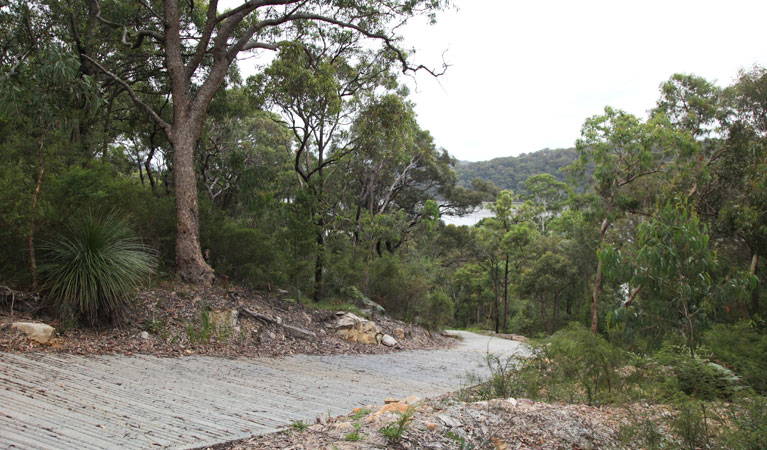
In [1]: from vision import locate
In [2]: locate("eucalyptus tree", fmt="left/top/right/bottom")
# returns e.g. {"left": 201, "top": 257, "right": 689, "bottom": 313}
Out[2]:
{"left": 79, "top": 0, "right": 447, "bottom": 285}
{"left": 524, "top": 173, "right": 570, "bottom": 233}
{"left": 571, "top": 107, "right": 685, "bottom": 334}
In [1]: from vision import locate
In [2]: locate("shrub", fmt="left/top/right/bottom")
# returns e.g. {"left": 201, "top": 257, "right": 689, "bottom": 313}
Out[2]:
{"left": 512, "top": 323, "right": 627, "bottom": 404}
{"left": 720, "top": 394, "right": 767, "bottom": 450}
{"left": 655, "top": 345, "right": 743, "bottom": 401}
{"left": 380, "top": 407, "right": 414, "bottom": 444}
{"left": 704, "top": 322, "right": 767, "bottom": 394}
{"left": 39, "top": 212, "right": 157, "bottom": 326}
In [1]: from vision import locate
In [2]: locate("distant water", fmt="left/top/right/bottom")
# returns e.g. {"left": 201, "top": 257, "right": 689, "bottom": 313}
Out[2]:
{"left": 441, "top": 206, "right": 495, "bottom": 227}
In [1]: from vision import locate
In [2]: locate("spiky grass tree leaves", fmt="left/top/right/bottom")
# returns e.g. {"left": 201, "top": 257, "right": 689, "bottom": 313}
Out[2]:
{"left": 39, "top": 212, "right": 157, "bottom": 327}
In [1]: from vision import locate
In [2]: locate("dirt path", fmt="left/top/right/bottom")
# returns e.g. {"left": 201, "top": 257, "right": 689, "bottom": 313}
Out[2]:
{"left": 0, "top": 331, "right": 526, "bottom": 449}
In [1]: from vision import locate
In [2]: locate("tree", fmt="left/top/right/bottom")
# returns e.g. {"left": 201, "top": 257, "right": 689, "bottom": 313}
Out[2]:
{"left": 524, "top": 173, "right": 570, "bottom": 233}
{"left": 520, "top": 250, "right": 574, "bottom": 333}
{"left": 571, "top": 107, "right": 681, "bottom": 334}
{"left": 81, "top": 0, "right": 447, "bottom": 284}
{"left": 602, "top": 200, "right": 754, "bottom": 356}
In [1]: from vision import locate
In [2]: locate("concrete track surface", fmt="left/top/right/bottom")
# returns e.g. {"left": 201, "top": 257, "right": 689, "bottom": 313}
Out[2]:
{"left": 0, "top": 331, "right": 526, "bottom": 449}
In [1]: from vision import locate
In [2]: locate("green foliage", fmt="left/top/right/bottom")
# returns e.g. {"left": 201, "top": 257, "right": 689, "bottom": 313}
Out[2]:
{"left": 290, "top": 420, "right": 309, "bottom": 432}
{"left": 343, "top": 431, "right": 362, "bottom": 441}
{"left": 200, "top": 205, "right": 283, "bottom": 288}
{"left": 655, "top": 345, "right": 743, "bottom": 401}
{"left": 350, "top": 408, "right": 371, "bottom": 420}
{"left": 720, "top": 394, "right": 767, "bottom": 450}
{"left": 603, "top": 199, "right": 755, "bottom": 355}
{"left": 421, "top": 290, "right": 454, "bottom": 331}
{"left": 379, "top": 407, "right": 414, "bottom": 444}
{"left": 455, "top": 148, "right": 577, "bottom": 194}
{"left": 671, "top": 399, "right": 717, "bottom": 450}
{"left": 39, "top": 212, "right": 157, "bottom": 326}
{"left": 186, "top": 308, "right": 233, "bottom": 345}
{"left": 513, "top": 323, "right": 627, "bottom": 404}
{"left": 704, "top": 322, "right": 767, "bottom": 394}
{"left": 617, "top": 416, "right": 670, "bottom": 450}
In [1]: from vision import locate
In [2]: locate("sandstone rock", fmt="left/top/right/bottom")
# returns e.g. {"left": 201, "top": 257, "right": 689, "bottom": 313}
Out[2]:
{"left": 368, "top": 402, "right": 410, "bottom": 422}
{"left": 426, "top": 422, "right": 438, "bottom": 431}
{"left": 384, "top": 397, "right": 400, "bottom": 404}
{"left": 437, "top": 413, "right": 461, "bottom": 428}
{"left": 335, "top": 313, "right": 382, "bottom": 345}
{"left": 139, "top": 331, "right": 150, "bottom": 340}
{"left": 283, "top": 324, "right": 318, "bottom": 343}
{"left": 381, "top": 334, "right": 398, "bottom": 347}
{"left": 12, "top": 322, "right": 54, "bottom": 344}
{"left": 394, "top": 328, "right": 405, "bottom": 340}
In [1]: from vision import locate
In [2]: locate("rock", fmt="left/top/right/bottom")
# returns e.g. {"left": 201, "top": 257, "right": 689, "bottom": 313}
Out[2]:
{"left": 394, "top": 328, "right": 405, "bottom": 340}
{"left": 283, "top": 324, "right": 318, "bottom": 343}
{"left": 436, "top": 414, "right": 461, "bottom": 428}
{"left": 368, "top": 402, "right": 410, "bottom": 422}
{"left": 335, "top": 313, "right": 382, "bottom": 345}
{"left": 426, "top": 422, "right": 438, "bottom": 431}
{"left": 507, "top": 397, "right": 518, "bottom": 407}
{"left": 381, "top": 334, "right": 398, "bottom": 347}
{"left": 11, "top": 322, "right": 54, "bottom": 344}
{"left": 384, "top": 397, "right": 400, "bottom": 404}
{"left": 139, "top": 331, "right": 150, "bottom": 340}
{"left": 316, "top": 413, "right": 330, "bottom": 425}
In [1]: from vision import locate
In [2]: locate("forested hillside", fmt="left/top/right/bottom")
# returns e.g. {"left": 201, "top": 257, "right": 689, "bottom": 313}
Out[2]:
{"left": 455, "top": 148, "right": 577, "bottom": 193}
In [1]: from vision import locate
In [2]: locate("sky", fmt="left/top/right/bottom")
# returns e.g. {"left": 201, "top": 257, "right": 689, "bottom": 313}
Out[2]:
{"left": 399, "top": 0, "right": 767, "bottom": 161}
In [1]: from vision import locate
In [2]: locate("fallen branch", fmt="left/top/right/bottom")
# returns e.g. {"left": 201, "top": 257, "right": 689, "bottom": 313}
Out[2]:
{"left": 239, "top": 308, "right": 318, "bottom": 343}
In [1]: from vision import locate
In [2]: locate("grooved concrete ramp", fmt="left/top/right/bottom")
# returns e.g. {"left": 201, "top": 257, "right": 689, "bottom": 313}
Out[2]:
{"left": 0, "top": 331, "right": 526, "bottom": 449}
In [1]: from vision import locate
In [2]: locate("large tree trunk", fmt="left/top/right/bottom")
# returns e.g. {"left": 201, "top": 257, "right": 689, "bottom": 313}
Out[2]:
{"left": 171, "top": 126, "right": 214, "bottom": 285}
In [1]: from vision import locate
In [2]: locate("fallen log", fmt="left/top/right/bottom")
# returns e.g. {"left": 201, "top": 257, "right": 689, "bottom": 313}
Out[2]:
{"left": 240, "top": 308, "right": 318, "bottom": 343}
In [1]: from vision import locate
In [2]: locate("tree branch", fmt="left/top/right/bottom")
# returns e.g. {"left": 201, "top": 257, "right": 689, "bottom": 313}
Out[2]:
{"left": 81, "top": 54, "right": 171, "bottom": 134}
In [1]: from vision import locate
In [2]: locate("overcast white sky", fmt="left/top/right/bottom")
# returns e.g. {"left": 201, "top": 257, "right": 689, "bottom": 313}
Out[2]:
{"left": 399, "top": 0, "right": 767, "bottom": 161}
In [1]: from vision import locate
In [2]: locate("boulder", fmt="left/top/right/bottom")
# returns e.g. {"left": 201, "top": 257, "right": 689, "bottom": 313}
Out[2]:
{"left": 335, "top": 313, "right": 382, "bottom": 345}
{"left": 394, "top": 328, "right": 406, "bottom": 340}
{"left": 283, "top": 324, "right": 318, "bottom": 342}
{"left": 12, "top": 322, "right": 54, "bottom": 344}
{"left": 381, "top": 334, "right": 398, "bottom": 347}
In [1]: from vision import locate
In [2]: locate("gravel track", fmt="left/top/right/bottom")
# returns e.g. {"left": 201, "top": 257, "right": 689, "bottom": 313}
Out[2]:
{"left": 0, "top": 331, "right": 526, "bottom": 449}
